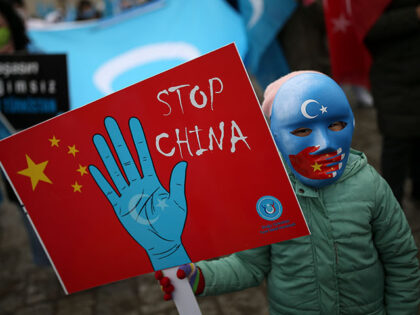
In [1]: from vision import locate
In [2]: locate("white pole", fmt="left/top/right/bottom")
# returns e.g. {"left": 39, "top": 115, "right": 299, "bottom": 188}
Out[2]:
{"left": 163, "top": 266, "right": 202, "bottom": 315}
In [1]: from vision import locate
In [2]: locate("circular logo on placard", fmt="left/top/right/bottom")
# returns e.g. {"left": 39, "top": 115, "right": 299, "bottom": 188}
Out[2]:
{"left": 256, "top": 196, "right": 283, "bottom": 221}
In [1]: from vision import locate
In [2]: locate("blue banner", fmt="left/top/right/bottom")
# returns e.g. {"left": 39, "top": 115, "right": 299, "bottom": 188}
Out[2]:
{"left": 238, "top": 0, "right": 297, "bottom": 88}
{"left": 29, "top": 0, "right": 247, "bottom": 110}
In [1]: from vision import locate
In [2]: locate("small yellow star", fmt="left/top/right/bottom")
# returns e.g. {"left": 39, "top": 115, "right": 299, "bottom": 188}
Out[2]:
{"left": 68, "top": 145, "right": 79, "bottom": 157}
{"left": 76, "top": 164, "right": 88, "bottom": 176}
{"left": 17, "top": 155, "right": 52, "bottom": 190}
{"left": 72, "top": 181, "right": 82, "bottom": 192}
{"left": 311, "top": 162, "right": 322, "bottom": 172}
{"left": 49, "top": 136, "right": 60, "bottom": 147}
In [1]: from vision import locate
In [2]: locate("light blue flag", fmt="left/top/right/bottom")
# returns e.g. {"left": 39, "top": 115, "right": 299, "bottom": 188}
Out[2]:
{"left": 29, "top": 0, "right": 247, "bottom": 110}
{"left": 238, "top": 0, "right": 297, "bottom": 88}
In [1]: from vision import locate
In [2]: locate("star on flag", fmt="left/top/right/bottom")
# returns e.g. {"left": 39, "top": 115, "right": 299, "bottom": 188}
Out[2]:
{"left": 16, "top": 136, "right": 87, "bottom": 193}
{"left": 77, "top": 165, "right": 88, "bottom": 176}
{"left": 49, "top": 135, "right": 60, "bottom": 147}
{"left": 156, "top": 198, "right": 169, "bottom": 210}
{"left": 311, "top": 162, "right": 322, "bottom": 172}
{"left": 323, "top": 0, "right": 391, "bottom": 88}
{"left": 68, "top": 145, "right": 79, "bottom": 157}
{"left": 72, "top": 181, "right": 82, "bottom": 192}
{"left": 332, "top": 13, "right": 351, "bottom": 33}
{"left": 17, "top": 155, "right": 52, "bottom": 190}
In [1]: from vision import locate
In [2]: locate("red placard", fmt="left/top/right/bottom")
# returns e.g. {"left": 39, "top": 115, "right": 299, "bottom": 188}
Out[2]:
{"left": 0, "top": 44, "right": 308, "bottom": 294}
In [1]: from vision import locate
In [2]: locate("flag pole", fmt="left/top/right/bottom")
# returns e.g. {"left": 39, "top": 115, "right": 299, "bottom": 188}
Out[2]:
{"left": 163, "top": 267, "right": 202, "bottom": 315}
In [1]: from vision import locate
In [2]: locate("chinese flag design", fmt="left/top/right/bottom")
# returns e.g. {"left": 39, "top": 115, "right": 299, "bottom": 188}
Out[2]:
{"left": 289, "top": 146, "right": 344, "bottom": 179}
{"left": 16, "top": 136, "right": 87, "bottom": 193}
{"left": 323, "top": 0, "right": 391, "bottom": 87}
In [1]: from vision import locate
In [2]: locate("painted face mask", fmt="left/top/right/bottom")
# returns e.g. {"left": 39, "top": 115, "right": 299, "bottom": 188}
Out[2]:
{"left": 264, "top": 71, "right": 354, "bottom": 188}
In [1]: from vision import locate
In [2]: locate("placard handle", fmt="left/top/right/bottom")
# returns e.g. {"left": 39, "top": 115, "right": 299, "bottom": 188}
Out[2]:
{"left": 164, "top": 266, "right": 202, "bottom": 315}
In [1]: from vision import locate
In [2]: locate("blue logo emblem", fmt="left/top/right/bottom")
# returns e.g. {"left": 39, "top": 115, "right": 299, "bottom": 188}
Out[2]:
{"left": 256, "top": 196, "right": 283, "bottom": 221}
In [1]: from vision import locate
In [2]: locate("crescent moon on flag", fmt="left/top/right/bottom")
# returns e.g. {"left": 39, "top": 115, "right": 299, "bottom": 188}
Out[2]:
{"left": 248, "top": 0, "right": 264, "bottom": 28}
{"left": 93, "top": 42, "right": 201, "bottom": 95}
{"left": 301, "top": 99, "right": 319, "bottom": 119}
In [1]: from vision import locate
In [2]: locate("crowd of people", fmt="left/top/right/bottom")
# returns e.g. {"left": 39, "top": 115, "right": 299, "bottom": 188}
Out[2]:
{"left": 0, "top": 0, "right": 419, "bottom": 314}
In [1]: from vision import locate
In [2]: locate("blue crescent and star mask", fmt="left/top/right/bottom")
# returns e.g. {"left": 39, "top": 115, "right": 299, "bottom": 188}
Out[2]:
{"left": 270, "top": 72, "right": 354, "bottom": 188}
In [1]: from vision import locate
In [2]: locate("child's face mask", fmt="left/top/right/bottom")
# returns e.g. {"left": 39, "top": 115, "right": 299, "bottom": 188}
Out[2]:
{"left": 270, "top": 72, "right": 354, "bottom": 188}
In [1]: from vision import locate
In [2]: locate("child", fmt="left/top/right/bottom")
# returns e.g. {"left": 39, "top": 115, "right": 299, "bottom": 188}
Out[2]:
{"left": 157, "top": 71, "right": 420, "bottom": 314}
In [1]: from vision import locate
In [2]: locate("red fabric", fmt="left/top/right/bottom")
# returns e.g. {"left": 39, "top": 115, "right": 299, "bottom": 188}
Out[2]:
{"left": 323, "top": 0, "right": 391, "bottom": 88}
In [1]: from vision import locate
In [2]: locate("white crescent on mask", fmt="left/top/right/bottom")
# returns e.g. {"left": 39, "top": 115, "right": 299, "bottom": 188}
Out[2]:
{"left": 93, "top": 42, "right": 201, "bottom": 95}
{"left": 301, "top": 99, "right": 320, "bottom": 119}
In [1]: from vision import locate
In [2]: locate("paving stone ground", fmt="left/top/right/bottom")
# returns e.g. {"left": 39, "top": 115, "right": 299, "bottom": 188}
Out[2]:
{"left": 0, "top": 90, "right": 419, "bottom": 315}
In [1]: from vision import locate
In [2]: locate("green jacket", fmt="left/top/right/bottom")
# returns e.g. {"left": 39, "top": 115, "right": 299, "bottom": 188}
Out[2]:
{"left": 198, "top": 150, "right": 420, "bottom": 314}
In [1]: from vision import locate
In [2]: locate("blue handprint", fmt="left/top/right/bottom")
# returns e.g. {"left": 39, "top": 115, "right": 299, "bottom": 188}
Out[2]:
{"left": 89, "top": 116, "right": 191, "bottom": 270}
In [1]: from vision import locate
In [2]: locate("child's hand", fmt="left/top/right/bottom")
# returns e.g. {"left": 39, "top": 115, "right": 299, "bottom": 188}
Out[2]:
{"left": 155, "top": 263, "right": 205, "bottom": 300}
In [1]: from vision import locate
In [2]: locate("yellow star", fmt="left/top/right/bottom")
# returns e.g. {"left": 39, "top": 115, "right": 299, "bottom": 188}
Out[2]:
{"left": 17, "top": 155, "right": 52, "bottom": 190}
{"left": 49, "top": 136, "right": 60, "bottom": 147}
{"left": 77, "top": 164, "right": 88, "bottom": 176}
{"left": 68, "top": 145, "right": 79, "bottom": 157}
{"left": 311, "top": 162, "right": 322, "bottom": 172}
{"left": 72, "top": 181, "right": 82, "bottom": 192}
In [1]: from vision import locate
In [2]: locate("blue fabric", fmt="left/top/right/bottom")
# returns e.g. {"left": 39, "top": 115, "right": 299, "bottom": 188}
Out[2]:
{"left": 238, "top": 0, "right": 297, "bottom": 88}
{"left": 29, "top": 0, "right": 247, "bottom": 110}
{"left": 254, "top": 39, "right": 290, "bottom": 89}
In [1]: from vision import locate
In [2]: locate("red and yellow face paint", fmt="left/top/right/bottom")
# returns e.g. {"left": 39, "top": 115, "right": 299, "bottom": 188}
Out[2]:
{"left": 289, "top": 146, "right": 345, "bottom": 180}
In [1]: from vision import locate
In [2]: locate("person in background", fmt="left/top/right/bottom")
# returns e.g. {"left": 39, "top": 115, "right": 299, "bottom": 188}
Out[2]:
{"left": 76, "top": 0, "right": 101, "bottom": 21}
{"left": 156, "top": 71, "right": 420, "bottom": 314}
{"left": 6, "top": 0, "right": 26, "bottom": 20}
{"left": 0, "top": 0, "right": 28, "bottom": 53}
{"left": 364, "top": 0, "right": 420, "bottom": 206}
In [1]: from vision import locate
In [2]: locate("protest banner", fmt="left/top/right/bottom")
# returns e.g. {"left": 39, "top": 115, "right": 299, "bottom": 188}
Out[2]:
{"left": 0, "top": 43, "right": 309, "bottom": 295}
{"left": 29, "top": 0, "right": 247, "bottom": 110}
{"left": 0, "top": 54, "right": 69, "bottom": 130}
